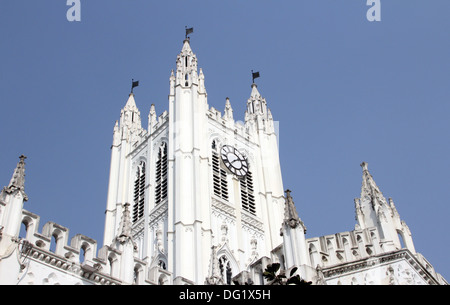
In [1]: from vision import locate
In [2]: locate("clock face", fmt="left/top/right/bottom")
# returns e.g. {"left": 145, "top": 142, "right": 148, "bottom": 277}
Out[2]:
{"left": 220, "top": 145, "right": 248, "bottom": 177}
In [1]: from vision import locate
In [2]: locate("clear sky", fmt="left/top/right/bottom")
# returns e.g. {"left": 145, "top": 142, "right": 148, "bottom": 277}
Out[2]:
{"left": 1, "top": 1, "right": 449, "bottom": 281}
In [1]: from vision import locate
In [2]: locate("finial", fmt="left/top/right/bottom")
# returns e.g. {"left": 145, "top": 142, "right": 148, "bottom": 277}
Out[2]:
{"left": 360, "top": 162, "right": 368, "bottom": 171}
{"left": 285, "top": 189, "right": 292, "bottom": 197}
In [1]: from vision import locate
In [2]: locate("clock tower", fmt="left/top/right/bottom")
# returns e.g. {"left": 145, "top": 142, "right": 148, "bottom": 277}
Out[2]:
{"left": 103, "top": 37, "right": 285, "bottom": 284}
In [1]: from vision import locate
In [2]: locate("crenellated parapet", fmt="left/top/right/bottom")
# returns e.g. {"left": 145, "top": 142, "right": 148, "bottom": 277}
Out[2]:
{"left": 306, "top": 227, "right": 383, "bottom": 269}
{"left": 1, "top": 206, "right": 165, "bottom": 285}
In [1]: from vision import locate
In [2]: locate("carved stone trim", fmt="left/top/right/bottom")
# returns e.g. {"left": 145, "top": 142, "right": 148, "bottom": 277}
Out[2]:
{"left": 149, "top": 201, "right": 168, "bottom": 229}
{"left": 211, "top": 197, "right": 235, "bottom": 218}
{"left": 241, "top": 212, "right": 264, "bottom": 233}
{"left": 321, "top": 249, "right": 440, "bottom": 285}
{"left": 26, "top": 246, "right": 121, "bottom": 285}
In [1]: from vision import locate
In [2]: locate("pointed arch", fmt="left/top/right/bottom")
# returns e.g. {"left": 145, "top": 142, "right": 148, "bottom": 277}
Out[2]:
{"left": 216, "top": 243, "right": 239, "bottom": 285}
{"left": 150, "top": 252, "right": 168, "bottom": 271}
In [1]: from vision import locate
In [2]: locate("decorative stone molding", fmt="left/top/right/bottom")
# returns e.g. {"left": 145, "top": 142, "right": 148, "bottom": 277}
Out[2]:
{"left": 25, "top": 244, "right": 121, "bottom": 285}
{"left": 149, "top": 201, "right": 168, "bottom": 229}
{"left": 211, "top": 197, "right": 235, "bottom": 218}
{"left": 241, "top": 212, "right": 264, "bottom": 233}
{"left": 322, "top": 249, "right": 440, "bottom": 285}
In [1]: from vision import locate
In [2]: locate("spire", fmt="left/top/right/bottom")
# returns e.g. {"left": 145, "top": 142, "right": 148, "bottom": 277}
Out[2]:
{"left": 181, "top": 37, "right": 193, "bottom": 54}
{"left": 246, "top": 83, "right": 268, "bottom": 116}
{"left": 123, "top": 93, "right": 138, "bottom": 112}
{"left": 356, "top": 162, "right": 416, "bottom": 252}
{"left": 359, "top": 161, "right": 388, "bottom": 208}
{"left": 250, "top": 83, "right": 261, "bottom": 99}
{"left": 176, "top": 38, "right": 198, "bottom": 87}
{"left": 283, "top": 190, "right": 306, "bottom": 231}
{"left": 223, "top": 97, "right": 233, "bottom": 121}
{"left": 119, "top": 93, "right": 143, "bottom": 135}
{"left": 4, "top": 155, "right": 28, "bottom": 201}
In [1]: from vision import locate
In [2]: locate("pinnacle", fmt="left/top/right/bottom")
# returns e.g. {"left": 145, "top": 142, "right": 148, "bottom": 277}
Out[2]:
{"left": 359, "top": 161, "right": 388, "bottom": 207}
{"left": 284, "top": 189, "right": 303, "bottom": 229}
{"left": 5, "top": 154, "right": 28, "bottom": 201}
{"left": 181, "top": 37, "right": 193, "bottom": 54}
{"left": 360, "top": 161, "right": 369, "bottom": 171}
{"left": 124, "top": 93, "right": 138, "bottom": 110}
{"left": 250, "top": 83, "right": 261, "bottom": 99}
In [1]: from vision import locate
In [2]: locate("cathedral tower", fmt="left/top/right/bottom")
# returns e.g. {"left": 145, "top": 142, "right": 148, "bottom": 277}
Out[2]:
{"left": 102, "top": 38, "right": 285, "bottom": 284}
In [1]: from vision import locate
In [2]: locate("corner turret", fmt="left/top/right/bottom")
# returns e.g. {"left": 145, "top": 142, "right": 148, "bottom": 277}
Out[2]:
{"left": 175, "top": 38, "right": 199, "bottom": 88}
{"left": 354, "top": 162, "right": 416, "bottom": 253}
{"left": 244, "top": 83, "right": 274, "bottom": 134}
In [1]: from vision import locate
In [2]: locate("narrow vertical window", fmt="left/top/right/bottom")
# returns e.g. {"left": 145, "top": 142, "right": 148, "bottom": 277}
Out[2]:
{"left": 240, "top": 170, "right": 255, "bottom": 215}
{"left": 133, "top": 161, "right": 146, "bottom": 223}
{"left": 155, "top": 143, "right": 168, "bottom": 205}
{"left": 212, "top": 141, "right": 228, "bottom": 201}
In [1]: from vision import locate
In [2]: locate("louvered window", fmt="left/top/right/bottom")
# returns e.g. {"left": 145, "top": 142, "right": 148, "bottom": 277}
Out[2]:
{"left": 240, "top": 170, "right": 255, "bottom": 215}
{"left": 155, "top": 142, "right": 168, "bottom": 205}
{"left": 132, "top": 161, "right": 146, "bottom": 223}
{"left": 212, "top": 141, "right": 228, "bottom": 201}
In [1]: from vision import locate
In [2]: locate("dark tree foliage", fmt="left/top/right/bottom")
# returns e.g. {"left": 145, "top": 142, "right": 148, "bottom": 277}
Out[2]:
{"left": 263, "top": 263, "right": 312, "bottom": 285}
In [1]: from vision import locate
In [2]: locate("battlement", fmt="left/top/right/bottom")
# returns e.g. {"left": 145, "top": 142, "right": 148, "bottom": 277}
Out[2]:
{"left": 305, "top": 227, "right": 447, "bottom": 284}
{"left": 206, "top": 106, "right": 252, "bottom": 142}
{"left": 9, "top": 208, "right": 170, "bottom": 285}
{"left": 306, "top": 227, "right": 384, "bottom": 268}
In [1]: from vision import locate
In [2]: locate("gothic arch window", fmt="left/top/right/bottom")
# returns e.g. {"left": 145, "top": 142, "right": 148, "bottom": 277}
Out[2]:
{"left": 133, "top": 161, "right": 146, "bottom": 223}
{"left": 155, "top": 143, "right": 168, "bottom": 205}
{"left": 211, "top": 140, "right": 228, "bottom": 201}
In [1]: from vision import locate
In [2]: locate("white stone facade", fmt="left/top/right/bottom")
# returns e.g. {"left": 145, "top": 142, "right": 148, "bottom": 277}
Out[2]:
{"left": 0, "top": 40, "right": 447, "bottom": 285}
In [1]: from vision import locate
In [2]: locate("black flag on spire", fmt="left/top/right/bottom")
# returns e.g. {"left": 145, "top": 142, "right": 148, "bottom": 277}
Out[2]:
{"left": 252, "top": 70, "right": 260, "bottom": 83}
{"left": 131, "top": 79, "right": 139, "bottom": 93}
{"left": 185, "top": 27, "right": 194, "bottom": 38}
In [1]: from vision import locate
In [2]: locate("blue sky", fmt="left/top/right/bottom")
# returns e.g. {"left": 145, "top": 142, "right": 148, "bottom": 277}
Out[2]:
{"left": 1, "top": 1, "right": 449, "bottom": 280}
